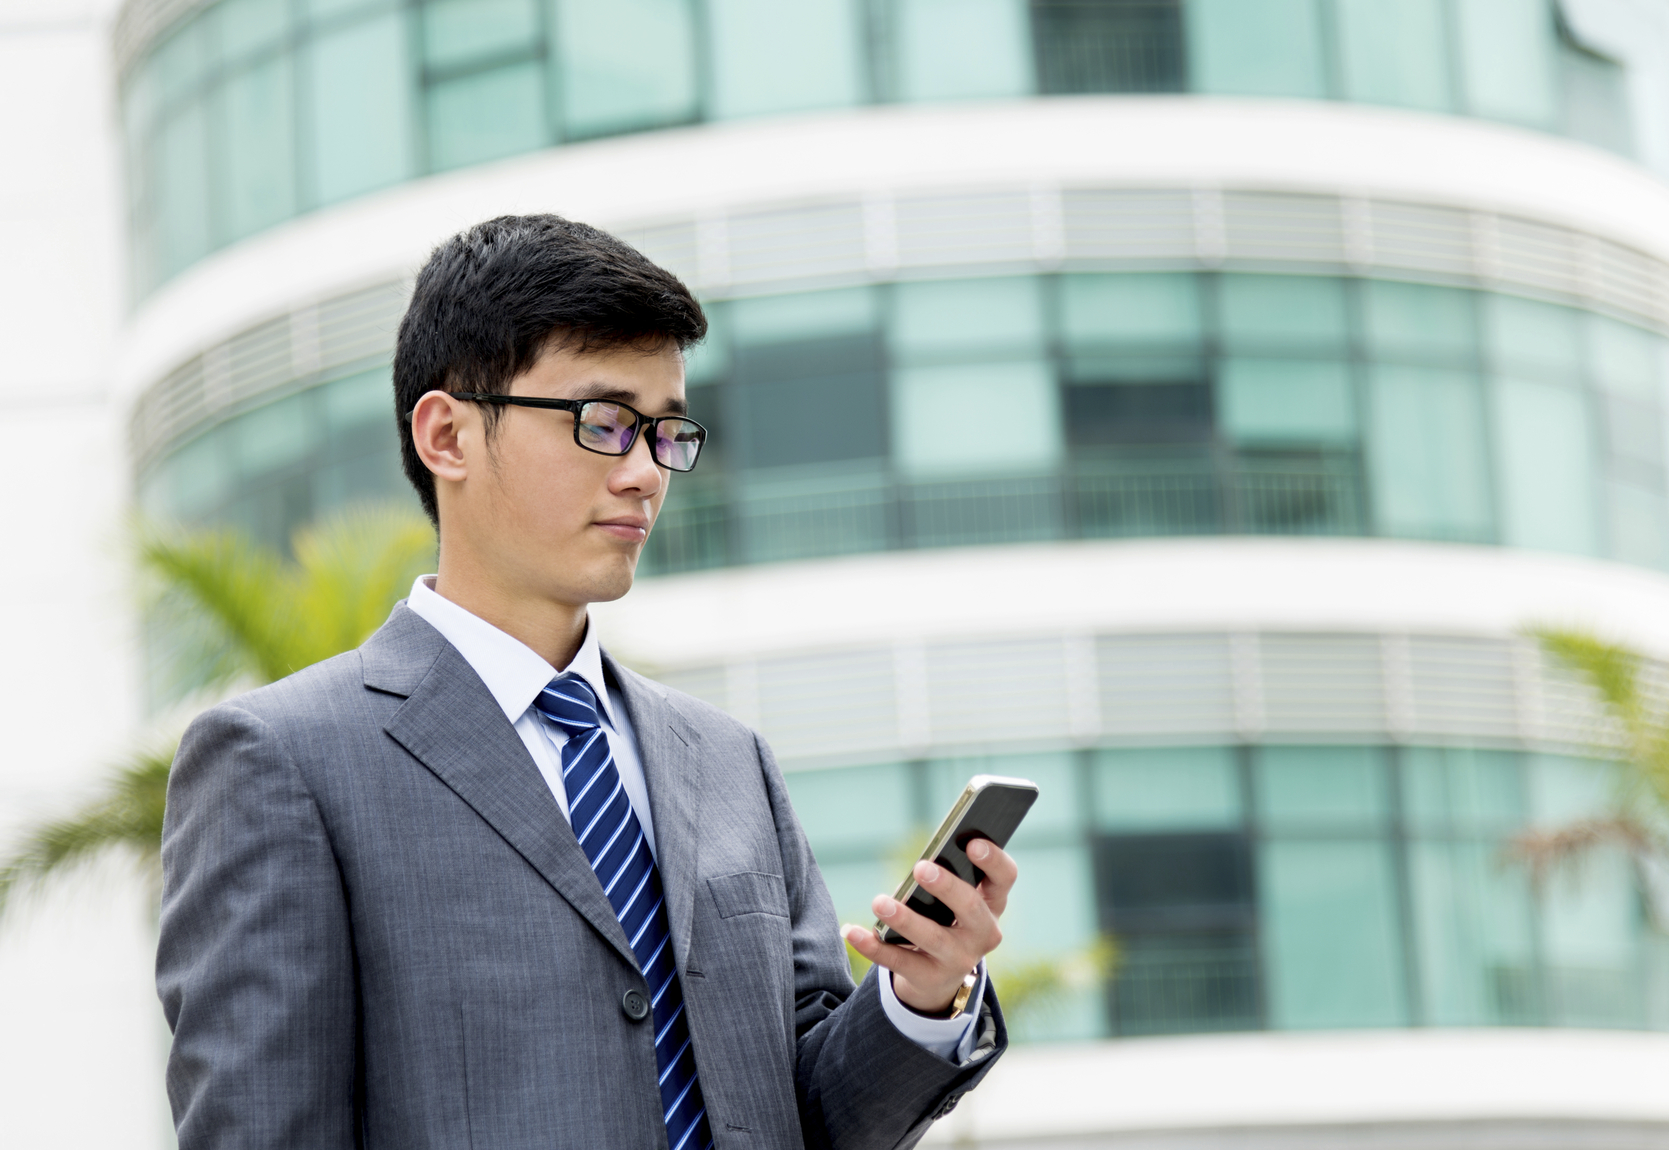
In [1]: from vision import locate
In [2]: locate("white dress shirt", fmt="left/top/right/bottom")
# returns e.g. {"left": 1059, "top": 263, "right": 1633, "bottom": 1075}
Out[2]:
{"left": 405, "top": 576, "right": 985, "bottom": 1062}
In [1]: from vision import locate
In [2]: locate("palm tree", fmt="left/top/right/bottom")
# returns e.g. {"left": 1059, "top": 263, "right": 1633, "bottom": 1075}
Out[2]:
{"left": 0, "top": 505, "right": 435, "bottom": 918}
{"left": 1518, "top": 629, "right": 1669, "bottom": 924}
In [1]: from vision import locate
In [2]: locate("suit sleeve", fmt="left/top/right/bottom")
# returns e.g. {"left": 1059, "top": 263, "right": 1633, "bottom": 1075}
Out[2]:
{"left": 157, "top": 703, "right": 358, "bottom": 1150}
{"left": 755, "top": 734, "right": 1007, "bottom": 1150}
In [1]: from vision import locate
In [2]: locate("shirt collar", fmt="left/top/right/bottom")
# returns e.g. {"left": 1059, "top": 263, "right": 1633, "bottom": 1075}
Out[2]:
{"left": 405, "top": 575, "right": 618, "bottom": 730}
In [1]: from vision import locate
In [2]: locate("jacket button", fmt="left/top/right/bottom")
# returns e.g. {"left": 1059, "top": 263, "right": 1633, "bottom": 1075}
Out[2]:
{"left": 621, "top": 989, "right": 651, "bottom": 1022}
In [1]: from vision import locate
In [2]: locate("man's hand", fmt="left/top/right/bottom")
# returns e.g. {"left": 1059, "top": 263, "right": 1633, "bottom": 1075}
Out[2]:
{"left": 839, "top": 839, "right": 1018, "bottom": 1014}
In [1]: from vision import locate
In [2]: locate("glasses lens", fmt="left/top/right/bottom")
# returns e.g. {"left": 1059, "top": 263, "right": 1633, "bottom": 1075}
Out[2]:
{"left": 575, "top": 402, "right": 638, "bottom": 455}
{"left": 652, "top": 419, "right": 705, "bottom": 471}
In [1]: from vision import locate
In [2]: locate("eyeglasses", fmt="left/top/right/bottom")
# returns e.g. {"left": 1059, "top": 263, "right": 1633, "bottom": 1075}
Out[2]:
{"left": 451, "top": 393, "right": 707, "bottom": 472}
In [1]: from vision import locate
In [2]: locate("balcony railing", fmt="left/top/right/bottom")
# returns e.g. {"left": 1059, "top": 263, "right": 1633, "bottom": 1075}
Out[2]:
{"left": 1109, "top": 945, "right": 1262, "bottom": 1036}
{"left": 643, "top": 455, "right": 1365, "bottom": 575}
{"left": 1032, "top": 0, "right": 1187, "bottom": 95}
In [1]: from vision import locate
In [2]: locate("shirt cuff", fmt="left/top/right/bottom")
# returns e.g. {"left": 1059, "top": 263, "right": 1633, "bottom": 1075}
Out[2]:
{"left": 876, "top": 961, "right": 988, "bottom": 1063}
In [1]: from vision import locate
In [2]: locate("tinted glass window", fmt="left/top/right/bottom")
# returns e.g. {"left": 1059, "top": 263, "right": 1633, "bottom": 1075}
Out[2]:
{"left": 1094, "top": 832, "right": 1254, "bottom": 930}
{"left": 1065, "top": 379, "right": 1213, "bottom": 446}
{"left": 732, "top": 335, "right": 886, "bottom": 469}
{"left": 1032, "top": 0, "right": 1186, "bottom": 94}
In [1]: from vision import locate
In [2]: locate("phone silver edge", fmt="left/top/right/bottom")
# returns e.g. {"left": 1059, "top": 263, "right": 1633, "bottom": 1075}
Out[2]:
{"left": 873, "top": 773, "right": 1038, "bottom": 944}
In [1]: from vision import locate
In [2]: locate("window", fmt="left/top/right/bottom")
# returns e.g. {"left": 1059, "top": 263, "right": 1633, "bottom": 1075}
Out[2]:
{"left": 1368, "top": 365, "right": 1494, "bottom": 542}
{"left": 894, "top": 0, "right": 1033, "bottom": 101}
{"left": 216, "top": 0, "right": 290, "bottom": 61}
{"left": 1455, "top": 0, "right": 1557, "bottom": 126}
{"left": 1559, "top": 20, "right": 1632, "bottom": 155}
{"left": 1060, "top": 274, "right": 1201, "bottom": 348}
{"left": 1259, "top": 839, "right": 1409, "bottom": 1028}
{"left": 706, "top": 0, "right": 864, "bottom": 119}
{"left": 306, "top": 13, "right": 414, "bottom": 204}
{"left": 426, "top": 64, "right": 546, "bottom": 171}
{"left": 1409, "top": 840, "right": 1539, "bottom": 1024}
{"left": 1484, "top": 295, "right": 1580, "bottom": 380}
{"left": 1065, "top": 379, "right": 1213, "bottom": 447}
{"left": 1255, "top": 746, "right": 1387, "bottom": 830}
{"left": 217, "top": 57, "right": 297, "bottom": 242}
{"left": 1095, "top": 831, "right": 1259, "bottom": 1034}
{"left": 1032, "top": 0, "right": 1186, "bottom": 95}
{"left": 1219, "top": 360, "right": 1355, "bottom": 443}
{"left": 555, "top": 0, "right": 699, "bottom": 137}
{"left": 1334, "top": 0, "right": 1454, "bottom": 112}
{"left": 155, "top": 103, "right": 213, "bottom": 279}
{"left": 891, "top": 277, "right": 1046, "bottom": 362}
{"left": 732, "top": 336, "right": 887, "bottom": 470}
{"left": 1493, "top": 376, "right": 1598, "bottom": 554}
{"left": 1093, "top": 747, "right": 1241, "bottom": 830}
{"left": 1362, "top": 281, "right": 1478, "bottom": 364}
{"left": 1185, "top": 0, "right": 1325, "bottom": 98}
{"left": 893, "top": 362, "right": 1060, "bottom": 477}
{"left": 421, "top": 0, "right": 545, "bottom": 170}
{"left": 1588, "top": 316, "right": 1657, "bottom": 399}
{"left": 1218, "top": 274, "right": 1347, "bottom": 352}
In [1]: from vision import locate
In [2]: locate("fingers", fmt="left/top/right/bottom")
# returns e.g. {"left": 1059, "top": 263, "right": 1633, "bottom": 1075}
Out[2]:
{"left": 966, "top": 839, "right": 1018, "bottom": 917}
{"left": 839, "top": 923, "right": 941, "bottom": 987}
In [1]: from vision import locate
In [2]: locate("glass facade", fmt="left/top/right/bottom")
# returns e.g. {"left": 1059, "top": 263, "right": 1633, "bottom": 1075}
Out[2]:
{"left": 122, "top": 0, "right": 1669, "bottom": 1051}
{"left": 121, "top": 0, "right": 1630, "bottom": 295}
{"left": 789, "top": 745, "right": 1666, "bottom": 1041}
{"left": 136, "top": 272, "right": 1669, "bottom": 571}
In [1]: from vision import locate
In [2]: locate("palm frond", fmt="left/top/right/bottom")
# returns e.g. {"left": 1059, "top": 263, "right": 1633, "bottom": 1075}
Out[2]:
{"left": 1507, "top": 816, "right": 1663, "bottom": 887}
{"left": 286, "top": 506, "right": 435, "bottom": 672}
{"left": 1534, "top": 627, "right": 1669, "bottom": 817}
{"left": 0, "top": 742, "right": 173, "bottom": 917}
{"left": 2, "top": 504, "right": 434, "bottom": 923}
{"left": 138, "top": 523, "right": 291, "bottom": 687}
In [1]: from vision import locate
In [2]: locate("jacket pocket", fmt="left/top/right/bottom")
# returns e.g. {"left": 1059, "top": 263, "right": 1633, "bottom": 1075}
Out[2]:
{"left": 707, "top": 871, "right": 790, "bottom": 919}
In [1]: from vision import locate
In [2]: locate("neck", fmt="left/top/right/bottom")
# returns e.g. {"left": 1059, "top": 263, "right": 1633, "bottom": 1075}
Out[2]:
{"left": 432, "top": 548, "right": 589, "bottom": 670}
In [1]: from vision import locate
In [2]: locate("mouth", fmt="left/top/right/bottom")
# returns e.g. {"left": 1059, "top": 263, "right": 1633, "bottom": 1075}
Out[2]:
{"left": 593, "top": 516, "right": 650, "bottom": 543}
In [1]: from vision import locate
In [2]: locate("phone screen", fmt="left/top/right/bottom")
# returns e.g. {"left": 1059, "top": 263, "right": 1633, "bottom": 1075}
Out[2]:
{"left": 877, "top": 775, "right": 1038, "bottom": 946}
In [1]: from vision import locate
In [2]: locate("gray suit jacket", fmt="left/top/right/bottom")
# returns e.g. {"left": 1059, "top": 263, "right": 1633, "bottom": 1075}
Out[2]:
{"left": 157, "top": 603, "right": 1005, "bottom": 1149}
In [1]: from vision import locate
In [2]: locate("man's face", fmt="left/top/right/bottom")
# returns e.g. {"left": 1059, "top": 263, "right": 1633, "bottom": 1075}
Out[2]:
{"left": 447, "top": 340, "right": 687, "bottom": 611}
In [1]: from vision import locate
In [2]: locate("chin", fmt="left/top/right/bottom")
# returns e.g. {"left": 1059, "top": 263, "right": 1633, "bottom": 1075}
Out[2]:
{"left": 581, "top": 558, "right": 640, "bottom": 605}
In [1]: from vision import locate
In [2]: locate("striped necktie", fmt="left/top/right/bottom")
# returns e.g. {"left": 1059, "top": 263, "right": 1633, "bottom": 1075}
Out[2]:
{"left": 533, "top": 675, "right": 712, "bottom": 1150}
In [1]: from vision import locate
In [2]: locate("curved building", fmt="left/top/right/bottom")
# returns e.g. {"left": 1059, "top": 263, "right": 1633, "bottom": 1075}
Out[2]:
{"left": 113, "top": 1, "right": 1669, "bottom": 1145}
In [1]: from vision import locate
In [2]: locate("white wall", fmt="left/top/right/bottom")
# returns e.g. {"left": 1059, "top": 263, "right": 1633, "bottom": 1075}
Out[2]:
{"left": 0, "top": 0, "right": 162, "bottom": 1146}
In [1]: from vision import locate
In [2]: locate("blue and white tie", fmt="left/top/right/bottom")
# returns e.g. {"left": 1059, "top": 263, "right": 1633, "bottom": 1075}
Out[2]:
{"left": 533, "top": 676, "right": 713, "bottom": 1150}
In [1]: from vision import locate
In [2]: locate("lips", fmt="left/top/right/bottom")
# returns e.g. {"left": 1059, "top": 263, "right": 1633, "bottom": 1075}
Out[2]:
{"left": 594, "top": 516, "right": 649, "bottom": 542}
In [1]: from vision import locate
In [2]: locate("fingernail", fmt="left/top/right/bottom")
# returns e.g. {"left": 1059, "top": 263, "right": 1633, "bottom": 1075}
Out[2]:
{"left": 917, "top": 861, "right": 941, "bottom": 883}
{"left": 969, "top": 840, "right": 990, "bottom": 860}
{"left": 875, "top": 896, "right": 897, "bottom": 918}
{"left": 840, "top": 924, "right": 860, "bottom": 942}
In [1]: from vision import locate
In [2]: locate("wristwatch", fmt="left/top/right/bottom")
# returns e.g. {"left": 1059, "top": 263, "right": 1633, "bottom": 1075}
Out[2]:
{"left": 949, "top": 968, "right": 979, "bottom": 1016}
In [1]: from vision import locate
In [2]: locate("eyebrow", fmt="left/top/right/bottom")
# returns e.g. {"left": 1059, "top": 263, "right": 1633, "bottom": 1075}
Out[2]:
{"left": 571, "top": 381, "right": 688, "bottom": 417}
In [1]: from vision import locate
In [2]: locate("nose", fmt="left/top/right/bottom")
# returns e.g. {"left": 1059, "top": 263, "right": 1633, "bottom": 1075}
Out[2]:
{"left": 609, "top": 423, "right": 664, "bottom": 496}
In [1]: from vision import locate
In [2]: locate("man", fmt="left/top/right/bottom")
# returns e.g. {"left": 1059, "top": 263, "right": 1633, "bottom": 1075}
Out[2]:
{"left": 158, "top": 215, "right": 1016, "bottom": 1150}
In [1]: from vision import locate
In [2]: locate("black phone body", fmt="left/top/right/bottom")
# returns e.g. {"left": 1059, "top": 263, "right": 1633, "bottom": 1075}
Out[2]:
{"left": 876, "top": 774, "right": 1039, "bottom": 946}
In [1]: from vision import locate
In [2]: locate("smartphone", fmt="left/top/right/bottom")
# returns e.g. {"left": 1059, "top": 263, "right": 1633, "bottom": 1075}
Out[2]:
{"left": 876, "top": 774, "right": 1039, "bottom": 946}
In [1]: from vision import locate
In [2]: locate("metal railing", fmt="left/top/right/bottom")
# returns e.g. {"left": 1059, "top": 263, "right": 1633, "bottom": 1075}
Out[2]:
{"left": 1109, "top": 946, "right": 1262, "bottom": 1036}
{"left": 1032, "top": 1, "right": 1187, "bottom": 95}
{"left": 642, "top": 458, "right": 1366, "bottom": 575}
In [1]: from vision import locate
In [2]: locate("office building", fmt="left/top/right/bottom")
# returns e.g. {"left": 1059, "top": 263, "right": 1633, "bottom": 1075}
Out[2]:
{"left": 106, "top": 0, "right": 1669, "bottom": 1144}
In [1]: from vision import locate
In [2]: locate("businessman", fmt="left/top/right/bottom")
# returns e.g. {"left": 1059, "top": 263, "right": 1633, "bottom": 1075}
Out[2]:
{"left": 158, "top": 214, "right": 1014, "bottom": 1149}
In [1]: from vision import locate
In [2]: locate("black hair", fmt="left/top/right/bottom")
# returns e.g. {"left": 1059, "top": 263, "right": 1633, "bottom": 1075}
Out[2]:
{"left": 393, "top": 213, "right": 707, "bottom": 524}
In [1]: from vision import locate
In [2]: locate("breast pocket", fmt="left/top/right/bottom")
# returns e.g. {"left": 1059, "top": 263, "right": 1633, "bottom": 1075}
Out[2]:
{"left": 707, "top": 871, "right": 790, "bottom": 919}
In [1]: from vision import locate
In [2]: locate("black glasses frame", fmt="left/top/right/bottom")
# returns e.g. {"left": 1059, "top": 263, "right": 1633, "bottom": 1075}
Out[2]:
{"left": 450, "top": 392, "right": 707, "bottom": 472}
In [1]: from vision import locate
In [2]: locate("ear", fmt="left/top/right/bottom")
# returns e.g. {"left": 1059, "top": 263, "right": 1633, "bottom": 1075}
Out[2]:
{"left": 410, "top": 390, "right": 472, "bottom": 483}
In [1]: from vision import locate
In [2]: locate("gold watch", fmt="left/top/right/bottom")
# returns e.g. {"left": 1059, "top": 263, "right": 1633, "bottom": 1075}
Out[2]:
{"left": 949, "top": 969, "right": 979, "bottom": 1016}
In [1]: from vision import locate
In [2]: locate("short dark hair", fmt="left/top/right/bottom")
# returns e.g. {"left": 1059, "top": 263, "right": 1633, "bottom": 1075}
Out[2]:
{"left": 393, "top": 214, "right": 707, "bottom": 524}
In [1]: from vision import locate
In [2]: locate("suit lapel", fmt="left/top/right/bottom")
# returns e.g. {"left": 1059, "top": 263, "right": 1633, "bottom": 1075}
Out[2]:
{"left": 369, "top": 606, "right": 637, "bottom": 969}
{"left": 608, "top": 654, "right": 705, "bottom": 971}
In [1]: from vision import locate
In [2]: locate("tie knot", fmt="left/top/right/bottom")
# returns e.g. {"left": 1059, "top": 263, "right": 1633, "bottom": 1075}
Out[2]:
{"left": 532, "top": 675, "right": 602, "bottom": 735}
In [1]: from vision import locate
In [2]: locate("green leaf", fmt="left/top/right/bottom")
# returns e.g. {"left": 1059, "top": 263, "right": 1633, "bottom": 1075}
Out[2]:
{"left": 1, "top": 503, "right": 435, "bottom": 921}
